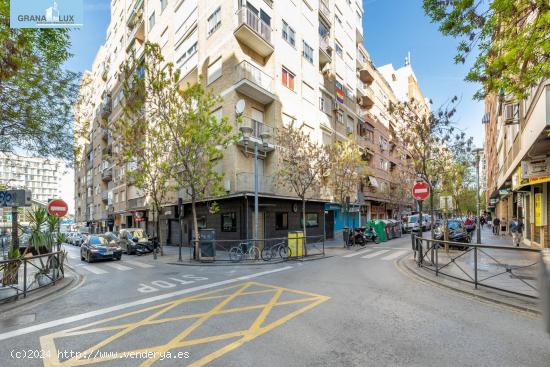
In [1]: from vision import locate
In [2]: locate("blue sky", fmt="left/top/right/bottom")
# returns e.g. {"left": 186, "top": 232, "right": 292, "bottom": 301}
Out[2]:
{"left": 66, "top": 0, "right": 485, "bottom": 147}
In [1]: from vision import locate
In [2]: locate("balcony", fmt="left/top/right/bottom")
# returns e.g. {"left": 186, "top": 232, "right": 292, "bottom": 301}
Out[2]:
{"left": 357, "top": 87, "right": 374, "bottom": 109}
{"left": 234, "top": 7, "right": 274, "bottom": 57}
{"left": 128, "top": 2, "right": 145, "bottom": 44}
{"left": 319, "top": 35, "right": 332, "bottom": 67}
{"left": 319, "top": 0, "right": 331, "bottom": 26}
{"left": 234, "top": 61, "right": 275, "bottom": 104}
{"left": 100, "top": 96, "right": 112, "bottom": 120}
{"left": 101, "top": 128, "right": 109, "bottom": 141}
{"left": 237, "top": 116, "right": 276, "bottom": 155}
{"left": 359, "top": 66, "right": 374, "bottom": 85}
{"left": 102, "top": 166, "right": 113, "bottom": 182}
{"left": 236, "top": 172, "right": 275, "bottom": 194}
{"left": 101, "top": 191, "right": 108, "bottom": 202}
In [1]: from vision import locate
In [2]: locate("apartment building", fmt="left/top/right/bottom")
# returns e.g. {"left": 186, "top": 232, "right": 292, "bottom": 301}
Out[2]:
{"left": 484, "top": 80, "right": 550, "bottom": 248}
{"left": 75, "top": 0, "right": 371, "bottom": 243}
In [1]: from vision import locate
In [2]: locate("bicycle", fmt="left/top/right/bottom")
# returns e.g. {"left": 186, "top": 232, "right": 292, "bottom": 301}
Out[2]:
{"left": 261, "top": 241, "right": 292, "bottom": 261}
{"left": 229, "top": 241, "right": 261, "bottom": 262}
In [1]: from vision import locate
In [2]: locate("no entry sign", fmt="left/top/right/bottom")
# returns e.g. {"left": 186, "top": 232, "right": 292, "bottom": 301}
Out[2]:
{"left": 412, "top": 181, "right": 430, "bottom": 201}
{"left": 48, "top": 199, "right": 68, "bottom": 217}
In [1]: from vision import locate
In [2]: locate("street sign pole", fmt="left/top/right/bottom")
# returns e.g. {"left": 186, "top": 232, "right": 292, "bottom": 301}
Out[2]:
{"left": 11, "top": 206, "right": 18, "bottom": 255}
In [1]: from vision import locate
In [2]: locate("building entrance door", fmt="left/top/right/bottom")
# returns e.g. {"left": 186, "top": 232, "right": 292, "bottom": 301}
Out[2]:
{"left": 325, "top": 211, "right": 334, "bottom": 239}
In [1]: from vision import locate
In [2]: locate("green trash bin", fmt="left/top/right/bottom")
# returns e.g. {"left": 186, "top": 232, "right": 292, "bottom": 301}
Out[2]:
{"left": 374, "top": 220, "right": 387, "bottom": 242}
{"left": 382, "top": 220, "right": 394, "bottom": 240}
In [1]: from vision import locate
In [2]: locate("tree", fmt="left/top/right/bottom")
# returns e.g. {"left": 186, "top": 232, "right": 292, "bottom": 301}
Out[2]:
{"left": 0, "top": 0, "right": 78, "bottom": 161}
{"left": 327, "top": 140, "right": 366, "bottom": 228}
{"left": 423, "top": 0, "right": 550, "bottom": 100}
{"left": 135, "top": 43, "right": 236, "bottom": 259}
{"left": 276, "top": 122, "right": 331, "bottom": 241}
{"left": 389, "top": 97, "right": 473, "bottom": 237}
{"left": 111, "top": 45, "right": 174, "bottom": 256}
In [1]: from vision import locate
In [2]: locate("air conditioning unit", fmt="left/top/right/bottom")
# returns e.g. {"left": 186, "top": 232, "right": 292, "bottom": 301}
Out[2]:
{"left": 503, "top": 103, "right": 519, "bottom": 125}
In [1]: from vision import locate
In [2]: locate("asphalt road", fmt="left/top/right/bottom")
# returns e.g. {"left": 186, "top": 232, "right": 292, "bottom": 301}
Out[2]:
{"left": 0, "top": 238, "right": 549, "bottom": 367}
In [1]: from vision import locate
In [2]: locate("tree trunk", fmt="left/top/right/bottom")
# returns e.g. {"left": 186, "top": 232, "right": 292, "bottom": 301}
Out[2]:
{"left": 429, "top": 187, "right": 435, "bottom": 239}
{"left": 302, "top": 198, "right": 307, "bottom": 257}
{"left": 155, "top": 207, "right": 163, "bottom": 256}
{"left": 191, "top": 197, "right": 199, "bottom": 260}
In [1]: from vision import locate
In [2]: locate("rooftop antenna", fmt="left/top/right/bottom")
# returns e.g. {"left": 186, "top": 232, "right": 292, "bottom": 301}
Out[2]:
{"left": 404, "top": 51, "right": 411, "bottom": 66}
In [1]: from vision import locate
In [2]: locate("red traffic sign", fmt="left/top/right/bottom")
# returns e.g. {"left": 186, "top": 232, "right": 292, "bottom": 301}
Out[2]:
{"left": 47, "top": 199, "right": 68, "bottom": 217}
{"left": 412, "top": 181, "right": 430, "bottom": 201}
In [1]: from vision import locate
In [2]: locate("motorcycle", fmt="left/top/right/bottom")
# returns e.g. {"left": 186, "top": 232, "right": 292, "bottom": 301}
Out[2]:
{"left": 348, "top": 228, "right": 368, "bottom": 247}
{"left": 364, "top": 227, "right": 380, "bottom": 244}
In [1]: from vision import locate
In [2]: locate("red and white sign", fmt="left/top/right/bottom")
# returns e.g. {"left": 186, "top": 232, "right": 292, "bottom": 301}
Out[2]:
{"left": 412, "top": 181, "right": 430, "bottom": 201}
{"left": 47, "top": 199, "right": 68, "bottom": 217}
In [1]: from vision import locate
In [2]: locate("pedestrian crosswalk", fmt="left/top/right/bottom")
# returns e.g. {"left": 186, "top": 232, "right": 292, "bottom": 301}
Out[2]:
{"left": 63, "top": 249, "right": 155, "bottom": 276}
{"left": 341, "top": 248, "right": 409, "bottom": 261}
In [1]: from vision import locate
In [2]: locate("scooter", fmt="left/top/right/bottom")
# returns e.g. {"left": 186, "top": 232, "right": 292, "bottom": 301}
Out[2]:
{"left": 348, "top": 228, "right": 368, "bottom": 247}
{"left": 364, "top": 227, "right": 380, "bottom": 244}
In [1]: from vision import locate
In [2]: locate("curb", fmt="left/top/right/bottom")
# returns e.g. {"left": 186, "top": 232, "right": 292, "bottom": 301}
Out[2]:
{"left": 396, "top": 256, "right": 540, "bottom": 316}
{"left": 166, "top": 254, "right": 332, "bottom": 267}
{"left": 0, "top": 265, "right": 83, "bottom": 315}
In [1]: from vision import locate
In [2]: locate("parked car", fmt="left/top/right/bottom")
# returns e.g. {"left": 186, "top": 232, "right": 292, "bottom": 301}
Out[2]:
{"left": 434, "top": 220, "right": 471, "bottom": 247}
{"left": 71, "top": 232, "right": 86, "bottom": 246}
{"left": 80, "top": 235, "right": 122, "bottom": 263}
{"left": 103, "top": 232, "right": 118, "bottom": 245}
{"left": 116, "top": 228, "right": 152, "bottom": 255}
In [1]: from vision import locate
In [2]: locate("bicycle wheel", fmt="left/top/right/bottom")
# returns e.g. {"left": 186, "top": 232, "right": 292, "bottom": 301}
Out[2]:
{"left": 261, "top": 245, "right": 273, "bottom": 261}
{"left": 229, "top": 247, "right": 243, "bottom": 262}
{"left": 279, "top": 245, "right": 291, "bottom": 259}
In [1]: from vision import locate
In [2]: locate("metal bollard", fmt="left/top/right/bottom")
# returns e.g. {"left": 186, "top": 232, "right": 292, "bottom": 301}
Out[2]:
{"left": 541, "top": 249, "right": 550, "bottom": 334}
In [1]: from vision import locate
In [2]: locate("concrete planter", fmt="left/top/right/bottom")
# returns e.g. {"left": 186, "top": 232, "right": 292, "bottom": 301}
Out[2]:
{"left": 0, "top": 285, "right": 17, "bottom": 300}
{"left": 36, "top": 273, "right": 52, "bottom": 287}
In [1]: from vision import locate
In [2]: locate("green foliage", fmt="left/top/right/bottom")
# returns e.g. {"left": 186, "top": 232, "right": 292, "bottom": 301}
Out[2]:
{"left": 0, "top": 0, "right": 78, "bottom": 162}
{"left": 423, "top": 0, "right": 550, "bottom": 100}
{"left": 327, "top": 140, "right": 366, "bottom": 205}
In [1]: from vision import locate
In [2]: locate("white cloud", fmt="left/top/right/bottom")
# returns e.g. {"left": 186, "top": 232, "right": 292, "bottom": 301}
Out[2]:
{"left": 59, "top": 169, "right": 75, "bottom": 215}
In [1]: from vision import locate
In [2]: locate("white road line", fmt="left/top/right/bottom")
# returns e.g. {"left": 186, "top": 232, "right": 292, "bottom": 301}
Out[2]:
{"left": 104, "top": 263, "right": 132, "bottom": 271}
{"left": 342, "top": 249, "right": 373, "bottom": 258}
{"left": 361, "top": 250, "right": 391, "bottom": 259}
{"left": 124, "top": 260, "right": 154, "bottom": 268}
{"left": 0, "top": 266, "right": 293, "bottom": 341}
{"left": 80, "top": 265, "right": 108, "bottom": 275}
{"left": 381, "top": 250, "right": 409, "bottom": 261}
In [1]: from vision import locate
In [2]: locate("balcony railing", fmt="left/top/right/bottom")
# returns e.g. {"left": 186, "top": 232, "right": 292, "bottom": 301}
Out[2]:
{"left": 239, "top": 116, "right": 275, "bottom": 139}
{"left": 236, "top": 172, "right": 275, "bottom": 193}
{"left": 319, "top": 0, "right": 330, "bottom": 22}
{"left": 236, "top": 7, "right": 272, "bottom": 45}
{"left": 235, "top": 61, "right": 273, "bottom": 93}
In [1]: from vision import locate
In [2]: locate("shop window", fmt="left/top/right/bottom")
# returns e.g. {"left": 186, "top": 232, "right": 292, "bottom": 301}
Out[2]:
{"left": 275, "top": 212, "right": 288, "bottom": 230}
{"left": 301, "top": 213, "right": 319, "bottom": 228}
{"left": 221, "top": 212, "right": 237, "bottom": 232}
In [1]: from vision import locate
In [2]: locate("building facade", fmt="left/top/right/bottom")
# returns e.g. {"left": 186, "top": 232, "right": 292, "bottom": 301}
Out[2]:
{"left": 75, "top": 0, "right": 417, "bottom": 243}
{"left": 484, "top": 80, "right": 550, "bottom": 248}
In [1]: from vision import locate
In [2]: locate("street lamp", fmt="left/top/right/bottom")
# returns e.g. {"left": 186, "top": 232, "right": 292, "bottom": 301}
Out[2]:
{"left": 472, "top": 147, "right": 484, "bottom": 244}
{"left": 239, "top": 123, "right": 270, "bottom": 240}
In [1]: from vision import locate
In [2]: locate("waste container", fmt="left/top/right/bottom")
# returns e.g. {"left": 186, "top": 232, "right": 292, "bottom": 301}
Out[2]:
{"left": 373, "top": 220, "right": 387, "bottom": 242}
{"left": 393, "top": 220, "right": 402, "bottom": 238}
{"left": 382, "top": 220, "right": 394, "bottom": 240}
{"left": 199, "top": 228, "right": 216, "bottom": 261}
{"left": 288, "top": 231, "right": 304, "bottom": 257}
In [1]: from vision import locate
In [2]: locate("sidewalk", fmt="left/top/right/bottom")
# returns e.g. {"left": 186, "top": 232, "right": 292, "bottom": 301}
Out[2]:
{"left": 403, "top": 227, "right": 542, "bottom": 313}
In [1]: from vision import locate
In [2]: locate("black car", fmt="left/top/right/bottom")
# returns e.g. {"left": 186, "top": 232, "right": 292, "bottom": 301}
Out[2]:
{"left": 116, "top": 228, "right": 153, "bottom": 255}
{"left": 434, "top": 220, "right": 471, "bottom": 248}
{"left": 81, "top": 235, "right": 122, "bottom": 263}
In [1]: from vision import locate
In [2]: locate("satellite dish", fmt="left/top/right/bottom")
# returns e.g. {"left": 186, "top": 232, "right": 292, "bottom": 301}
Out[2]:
{"left": 235, "top": 99, "right": 246, "bottom": 115}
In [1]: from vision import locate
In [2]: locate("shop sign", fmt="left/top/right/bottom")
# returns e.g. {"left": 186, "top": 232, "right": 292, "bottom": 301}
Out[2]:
{"left": 499, "top": 188, "right": 511, "bottom": 195}
{"left": 521, "top": 158, "right": 550, "bottom": 179}
{"left": 535, "top": 193, "right": 542, "bottom": 226}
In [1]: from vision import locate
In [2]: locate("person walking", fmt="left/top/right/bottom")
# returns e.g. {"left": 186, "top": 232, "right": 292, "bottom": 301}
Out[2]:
{"left": 509, "top": 217, "right": 524, "bottom": 247}
{"left": 493, "top": 217, "right": 501, "bottom": 235}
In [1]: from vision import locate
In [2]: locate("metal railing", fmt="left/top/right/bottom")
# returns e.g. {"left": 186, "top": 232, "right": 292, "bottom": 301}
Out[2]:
{"left": 319, "top": 35, "right": 332, "bottom": 55}
{"left": 319, "top": 0, "right": 330, "bottom": 20}
{"left": 412, "top": 235, "right": 541, "bottom": 299}
{"left": 187, "top": 235, "right": 325, "bottom": 263}
{"left": 235, "top": 60, "right": 273, "bottom": 93}
{"left": 239, "top": 116, "right": 275, "bottom": 139}
{"left": 0, "top": 250, "right": 65, "bottom": 303}
{"left": 236, "top": 7, "right": 272, "bottom": 44}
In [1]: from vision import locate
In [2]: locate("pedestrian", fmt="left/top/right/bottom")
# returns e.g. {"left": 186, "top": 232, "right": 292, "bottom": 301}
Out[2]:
{"left": 493, "top": 217, "right": 501, "bottom": 235}
{"left": 509, "top": 217, "right": 524, "bottom": 247}
{"left": 480, "top": 216, "right": 486, "bottom": 228}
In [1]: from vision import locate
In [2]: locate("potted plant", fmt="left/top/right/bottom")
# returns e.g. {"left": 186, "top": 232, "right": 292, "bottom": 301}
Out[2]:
{"left": 0, "top": 246, "right": 21, "bottom": 300}
{"left": 26, "top": 208, "right": 53, "bottom": 287}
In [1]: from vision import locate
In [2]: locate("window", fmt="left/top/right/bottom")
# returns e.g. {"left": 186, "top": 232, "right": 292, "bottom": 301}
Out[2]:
{"left": 282, "top": 21, "right": 295, "bottom": 46}
{"left": 161, "top": 0, "right": 168, "bottom": 12}
{"left": 221, "top": 212, "right": 237, "bottom": 232}
{"left": 301, "top": 213, "right": 319, "bottom": 228}
{"left": 335, "top": 40, "right": 343, "bottom": 57}
{"left": 281, "top": 67, "right": 295, "bottom": 91}
{"left": 319, "top": 92, "right": 332, "bottom": 114}
{"left": 207, "top": 7, "right": 221, "bottom": 36}
{"left": 302, "top": 82, "right": 314, "bottom": 104}
{"left": 303, "top": 41, "right": 314, "bottom": 63}
{"left": 336, "top": 110, "right": 344, "bottom": 124}
{"left": 207, "top": 58, "right": 222, "bottom": 84}
{"left": 275, "top": 212, "right": 288, "bottom": 230}
{"left": 149, "top": 11, "right": 155, "bottom": 29}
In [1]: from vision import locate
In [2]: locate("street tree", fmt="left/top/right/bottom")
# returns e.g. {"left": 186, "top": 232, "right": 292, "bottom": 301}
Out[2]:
{"left": 423, "top": 0, "right": 550, "bottom": 100}
{"left": 0, "top": 0, "right": 78, "bottom": 161}
{"left": 135, "top": 43, "right": 236, "bottom": 259}
{"left": 327, "top": 140, "right": 366, "bottom": 228}
{"left": 275, "top": 121, "right": 331, "bottom": 241}
{"left": 389, "top": 97, "right": 473, "bottom": 236}
{"left": 110, "top": 47, "right": 175, "bottom": 256}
